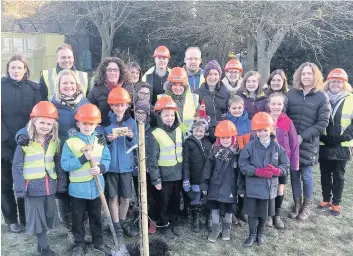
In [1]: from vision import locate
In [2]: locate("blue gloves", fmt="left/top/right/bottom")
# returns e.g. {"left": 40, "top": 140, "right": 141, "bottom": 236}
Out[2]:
{"left": 183, "top": 180, "right": 191, "bottom": 192}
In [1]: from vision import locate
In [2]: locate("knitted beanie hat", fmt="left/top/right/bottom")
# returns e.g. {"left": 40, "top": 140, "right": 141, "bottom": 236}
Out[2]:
{"left": 135, "top": 100, "right": 150, "bottom": 116}
{"left": 203, "top": 60, "right": 222, "bottom": 78}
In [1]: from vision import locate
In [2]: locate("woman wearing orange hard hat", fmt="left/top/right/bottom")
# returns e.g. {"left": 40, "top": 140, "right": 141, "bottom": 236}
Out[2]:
{"left": 222, "top": 59, "right": 243, "bottom": 95}
{"left": 318, "top": 68, "right": 353, "bottom": 218}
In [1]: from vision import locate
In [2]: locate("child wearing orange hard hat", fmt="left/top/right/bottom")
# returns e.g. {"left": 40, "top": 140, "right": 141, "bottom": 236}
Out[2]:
{"left": 238, "top": 112, "right": 289, "bottom": 247}
{"left": 200, "top": 120, "right": 240, "bottom": 243}
{"left": 12, "top": 101, "right": 64, "bottom": 255}
{"left": 61, "top": 103, "right": 113, "bottom": 255}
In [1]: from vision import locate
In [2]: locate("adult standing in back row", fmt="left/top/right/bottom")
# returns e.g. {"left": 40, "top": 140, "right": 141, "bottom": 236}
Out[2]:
{"left": 142, "top": 46, "right": 171, "bottom": 105}
{"left": 286, "top": 62, "right": 330, "bottom": 221}
{"left": 184, "top": 47, "right": 205, "bottom": 93}
{"left": 40, "top": 43, "right": 89, "bottom": 100}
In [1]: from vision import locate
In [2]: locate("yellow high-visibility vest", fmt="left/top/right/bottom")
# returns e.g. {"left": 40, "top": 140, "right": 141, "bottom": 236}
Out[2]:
{"left": 22, "top": 140, "right": 57, "bottom": 180}
{"left": 42, "top": 68, "right": 88, "bottom": 99}
{"left": 320, "top": 94, "right": 353, "bottom": 147}
{"left": 157, "top": 93, "right": 199, "bottom": 137}
{"left": 151, "top": 127, "right": 183, "bottom": 166}
{"left": 66, "top": 137, "right": 104, "bottom": 183}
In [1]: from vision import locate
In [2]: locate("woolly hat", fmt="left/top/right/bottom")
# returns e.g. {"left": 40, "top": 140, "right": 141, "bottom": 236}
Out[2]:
{"left": 203, "top": 60, "right": 222, "bottom": 78}
{"left": 135, "top": 100, "right": 150, "bottom": 116}
{"left": 135, "top": 82, "right": 152, "bottom": 93}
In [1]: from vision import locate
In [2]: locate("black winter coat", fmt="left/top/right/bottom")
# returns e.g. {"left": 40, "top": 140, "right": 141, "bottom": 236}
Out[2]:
{"left": 87, "top": 84, "right": 111, "bottom": 126}
{"left": 182, "top": 136, "right": 213, "bottom": 185}
{"left": 319, "top": 93, "right": 353, "bottom": 161}
{"left": 1, "top": 77, "right": 42, "bottom": 159}
{"left": 200, "top": 146, "right": 239, "bottom": 204}
{"left": 286, "top": 88, "right": 330, "bottom": 166}
{"left": 238, "top": 136, "right": 289, "bottom": 200}
{"left": 195, "top": 82, "right": 230, "bottom": 142}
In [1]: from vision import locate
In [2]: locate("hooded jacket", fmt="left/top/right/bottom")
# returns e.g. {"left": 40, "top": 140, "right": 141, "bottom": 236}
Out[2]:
{"left": 286, "top": 88, "right": 330, "bottom": 166}
{"left": 185, "top": 67, "right": 205, "bottom": 93}
{"left": 182, "top": 135, "right": 213, "bottom": 185}
{"left": 147, "top": 113, "right": 182, "bottom": 185}
{"left": 61, "top": 131, "right": 111, "bottom": 200}
{"left": 236, "top": 90, "right": 268, "bottom": 120}
{"left": 1, "top": 76, "right": 42, "bottom": 159}
{"left": 275, "top": 112, "right": 300, "bottom": 171}
{"left": 238, "top": 136, "right": 289, "bottom": 200}
{"left": 142, "top": 67, "right": 171, "bottom": 105}
{"left": 100, "top": 111, "right": 137, "bottom": 173}
{"left": 222, "top": 77, "right": 242, "bottom": 96}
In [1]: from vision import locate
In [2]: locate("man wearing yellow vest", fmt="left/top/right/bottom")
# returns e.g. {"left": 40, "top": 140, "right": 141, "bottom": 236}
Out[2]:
{"left": 61, "top": 104, "right": 112, "bottom": 256}
{"left": 40, "top": 43, "right": 89, "bottom": 100}
{"left": 158, "top": 67, "right": 200, "bottom": 139}
{"left": 319, "top": 68, "right": 353, "bottom": 219}
{"left": 184, "top": 47, "right": 205, "bottom": 92}
{"left": 147, "top": 96, "right": 183, "bottom": 240}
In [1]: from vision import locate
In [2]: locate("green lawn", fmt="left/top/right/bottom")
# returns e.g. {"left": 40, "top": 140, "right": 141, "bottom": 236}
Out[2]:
{"left": 2, "top": 161, "right": 352, "bottom": 256}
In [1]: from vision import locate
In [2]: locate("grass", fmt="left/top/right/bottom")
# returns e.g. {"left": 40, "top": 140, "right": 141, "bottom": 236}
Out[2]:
{"left": 2, "top": 161, "right": 353, "bottom": 256}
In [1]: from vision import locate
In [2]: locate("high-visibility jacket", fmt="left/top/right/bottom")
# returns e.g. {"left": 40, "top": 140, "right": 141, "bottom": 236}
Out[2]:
{"left": 22, "top": 140, "right": 57, "bottom": 180}
{"left": 157, "top": 93, "right": 199, "bottom": 136}
{"left": 320, "top": 93, "right": 353, "bottom": 147}
{"left": 42, "top": 68, "right": 88, "bottom": 99}
{"left": 66, "top": 137, "right": 104, "bottom": 182}
{"left": 151, "top": 127, "right": 183, "bottom": 166}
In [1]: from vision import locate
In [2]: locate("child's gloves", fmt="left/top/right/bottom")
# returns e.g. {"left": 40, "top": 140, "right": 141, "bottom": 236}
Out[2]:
{"left": 202, "top": 190, "right": 208, "bottom": 195}
{"left": 17, "top": 134, "right": 30, "bottom": 146}
{"left": 266, "top": 164, "right": 281, "bottom": 176}
{"left": 96, "top": 134, "right": 107, "bottom": 146}
{"left": 183, "top": 180, "right": 191, "bottom": 192}
{"left": 255, "top": 167, "right": 273, "bottom": 178}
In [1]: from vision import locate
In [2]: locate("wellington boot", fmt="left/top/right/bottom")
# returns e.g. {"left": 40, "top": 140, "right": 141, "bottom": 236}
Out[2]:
{"left": 221, "top": 222, "right": 231, "bottom": 241}
{"left": 274, "top": 208, "right": 284, "bottom": 229}
{"left": 243, "top": 234, "right": 257, "bottom": 247}
{"left": 288, "top": 197, "right": 302, "bottom": 219}
{"left": 208, "top": 223, "right": 221, "bottom": 243}
{"left": 297, "top": 198, "right": 311, "bottom": 221}
{"left": 191, "top": 206, "right": 200, "bottom": 233}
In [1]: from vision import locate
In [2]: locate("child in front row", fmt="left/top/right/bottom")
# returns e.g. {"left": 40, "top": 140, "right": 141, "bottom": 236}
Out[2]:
{"left": 12, "top": 101, "right": 63, "bottom": 256}
{"left": 225, "top": 95, "right": 252, "bottom": 224}
{"left": 239, "top": 112, "right": 289, "bottom": 247}
{"left": 61, "top": 104, "right": 112, "bottom": 256}
{"left": 201, "top": 120, "right": 240, "bottom": 243}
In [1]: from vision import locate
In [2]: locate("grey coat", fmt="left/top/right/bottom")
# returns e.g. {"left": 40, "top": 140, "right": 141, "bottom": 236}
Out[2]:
{"left": 238, "top": 136, "right": 289, "bottom": 200}
{"left": 286, "top": 88, "right": 330, "bottom": 166}
{"left": 147, "top": 115, "right": 182, "bottom": 185}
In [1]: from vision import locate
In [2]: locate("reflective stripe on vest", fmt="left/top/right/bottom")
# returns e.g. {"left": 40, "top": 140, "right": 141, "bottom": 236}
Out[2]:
{"left": 151, "top": 127, "right": 183, "bottom": 166}
{"left": 320, "top": 94, "right": 353, "bottom": 147}
{"left": 22, "top": 140, "right": 57, "bottom": 180}
{"left": 66, "top": 137, "right": 104, "bottom": 182}
{"left": 42, "top": 68, "right": 88, "bottom": 99}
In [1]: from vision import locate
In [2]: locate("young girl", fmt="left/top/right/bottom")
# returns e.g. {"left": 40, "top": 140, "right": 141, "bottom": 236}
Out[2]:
{"left": 239, "top": 112, "right": 289, "bottom": 247}
{"left": 183, "top": 120, "right": 213, "bottom": 233}
{"left": 267, "top": 93, "right": 299, "bottom": 229}
{"left": 12, "top": 101, "right": 62, "bottom": 255}
{"left": 201, "top": 120, "right": 239, "bottom": 242}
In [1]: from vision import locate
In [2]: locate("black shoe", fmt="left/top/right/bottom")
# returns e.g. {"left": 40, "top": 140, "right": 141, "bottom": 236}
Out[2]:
{"left": 120, "top": 219, "right": 138, "bottom": 237}
{"left": 257, "top": 234, "right": 265, "bottom": 246}
{"left": 8, "top": 223, "right": 23, "bottom": 233}
{"left": 94, "top": 244, "right": 112, "bottom": 256}
{"left": 40, "top": 247, "right": 57, "bottom": 256}
{"left": 71, "top": 247, "right": 84, "bottom": 256}
{"left": 113, "top": 222, "right": 124, "bottom": 239}
{"left": 243, "top": 234, "right": 257, "bottom": 247}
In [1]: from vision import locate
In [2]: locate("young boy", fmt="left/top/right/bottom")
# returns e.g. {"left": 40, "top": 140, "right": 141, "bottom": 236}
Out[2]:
{"left": 61, "top": 104, "right": 112, "bottom": 256}
{"left": 147, "top": 96, "right": 183, "bottom": 239}
{"left": 201, "top": 120, "right": 240, "bottom": 242}
{"left": 225, "top": 95, "right": 252, "bottom": 224}
{"left": 183, "top": 119, "right": 212, "bottom": 233}
{"left": 101, "top": 87, "right": 138, "bottom": 238}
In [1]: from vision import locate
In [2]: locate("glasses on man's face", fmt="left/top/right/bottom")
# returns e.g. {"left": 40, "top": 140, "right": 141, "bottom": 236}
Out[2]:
{"left": 138, "top": 92, "right": 150, "bottom": 97}
{"left": 186, "top": 57, "right": 201, "bottom": 61}
{"left": 135, "top": 111, "right": 147, "bottom": 116}
{"left": 107, "top": 68, "right": 120, "bottom": 73}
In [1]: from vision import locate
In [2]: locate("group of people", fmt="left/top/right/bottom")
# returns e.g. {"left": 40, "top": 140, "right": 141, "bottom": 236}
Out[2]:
{"left": 1, "top": 43, "right": 353, "bottom": 256}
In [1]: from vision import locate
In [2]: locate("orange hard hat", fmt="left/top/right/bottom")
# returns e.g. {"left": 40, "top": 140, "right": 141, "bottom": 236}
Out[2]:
{"left": 251, "top": 112, "right": 274, "bottom": 131}
{"left": 107, "top": 87, "right": 131, "bottom": 105}
{"left": 327, "top": 68, "right": 348, "bottom": 82}
{"left": 168, "top": 67, "right": 188, "bottom": 83}
{"left": 215, "top": 120, "right": 238, "bottom": 137}
{"left": 152, "top": 45, "right": 171, "bottom": 59}
{"left": 224, "top": 59, "right": 243, "bottom": 73}
{"left": 30, "top": 101, "right": 58, "bottom": 120}
{"left": 75, "top": 104, "right": 102, "bottom": 124}
{"left": 154, "top": 95, "right": 178, "bottom": 112}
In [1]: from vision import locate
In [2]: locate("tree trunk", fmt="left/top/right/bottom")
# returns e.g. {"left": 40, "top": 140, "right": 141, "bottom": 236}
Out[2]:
{"left": 257, "top": 55, "right": 271, "bottom": 87}
{"left": 101, "top": 37, "right": 113, "bottom": 61}
{"left": 246, "top": 38, "right": 256, "bottom": 71}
